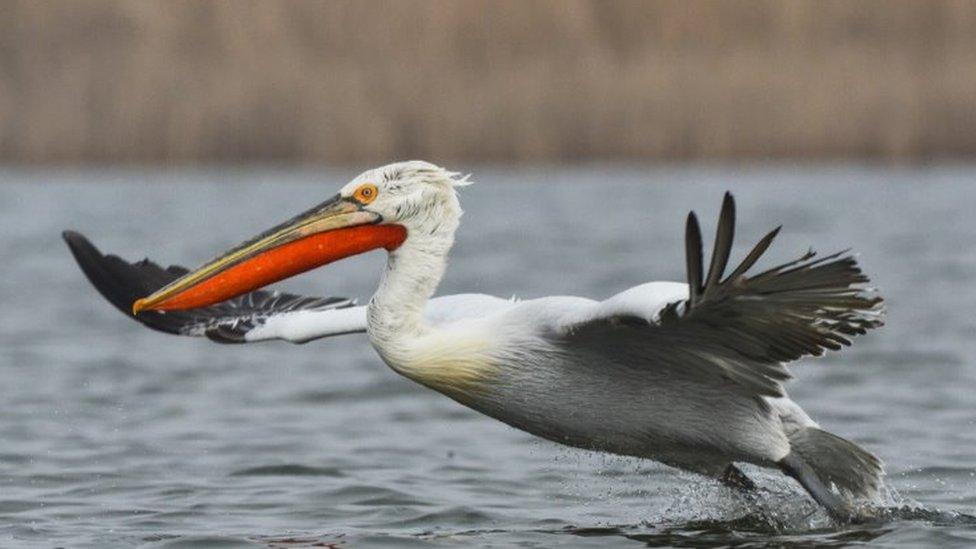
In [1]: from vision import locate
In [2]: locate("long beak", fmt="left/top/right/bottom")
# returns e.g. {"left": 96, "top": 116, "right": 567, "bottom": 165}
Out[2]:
{"left": 132, "top": 194, "right": 406, "bottom": 313}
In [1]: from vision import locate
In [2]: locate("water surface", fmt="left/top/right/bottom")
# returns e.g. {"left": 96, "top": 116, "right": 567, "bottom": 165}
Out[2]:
{"left": 1, "top": 165, "right": 975, "bottom": 547}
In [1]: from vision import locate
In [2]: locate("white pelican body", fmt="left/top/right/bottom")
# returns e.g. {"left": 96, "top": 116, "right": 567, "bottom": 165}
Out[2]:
{"left": 262, "top": 284, "right": 803, "bottom": 478}
{"left": 65, "top": 161, "right": 885, "bottom": 522}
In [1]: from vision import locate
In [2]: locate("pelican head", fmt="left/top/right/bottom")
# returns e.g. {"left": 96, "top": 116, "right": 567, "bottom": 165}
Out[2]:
{"left": 339, "top": 161, "right": 468, "bottom": 236}
{"left": 132, "top": 160, "right": 469, "bottom": 313}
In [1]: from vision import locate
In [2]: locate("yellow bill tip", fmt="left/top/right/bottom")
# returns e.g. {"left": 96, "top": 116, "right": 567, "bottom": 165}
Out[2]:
{"left": 132, "top": 297, "right": 149, "bottom": 315}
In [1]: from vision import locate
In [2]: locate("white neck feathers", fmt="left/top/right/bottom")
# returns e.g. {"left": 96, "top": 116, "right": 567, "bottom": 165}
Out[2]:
{"left": 366, "top": 186, "right": 461, "bottom": 354}
{"left": 368, "top": 233, "right": 450, "bottom": 342}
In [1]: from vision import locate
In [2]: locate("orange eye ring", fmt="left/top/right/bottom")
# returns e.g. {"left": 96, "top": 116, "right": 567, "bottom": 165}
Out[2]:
{"left": 354, "top": 183, "right": 378, "bottom": 204}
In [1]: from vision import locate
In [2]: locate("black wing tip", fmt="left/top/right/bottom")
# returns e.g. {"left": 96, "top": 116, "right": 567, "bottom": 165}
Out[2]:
{"left": 685, "top": 210, "right": 701, "bottom": 239}
{"left": 720, "top": 192, "right": 736, "bottom": 224}
{"left": 719, "top": 192, "right": 736, "bottom": 231}
{"left": 704, "top": 192, "right": 737, "bottom": 288}
{"left": 686, "top": 211, "right": 702, "bottom": 241}
{"left": 62, "top": 229, "right": 167, "bottom": 326}
{"left": 62, "top": 229, "right": 96, "bottom": 260}
{"left": 722, "top": 191, "right": 735, "bottom": 209}
{"left": 63, "top": 230, "right": 202, "bottom": 338}
{"left": 685, "top": 210, "right": 704, "bottom": 303}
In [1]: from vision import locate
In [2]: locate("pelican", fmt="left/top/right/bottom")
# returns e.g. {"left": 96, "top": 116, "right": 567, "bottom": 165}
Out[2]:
{"left": 64, "top": 161, "right": 885, "bottom": 522}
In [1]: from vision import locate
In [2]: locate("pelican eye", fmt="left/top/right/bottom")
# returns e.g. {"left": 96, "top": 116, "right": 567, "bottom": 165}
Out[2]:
{"left": 354, "top": 183, "right": 378, "bottom": 204}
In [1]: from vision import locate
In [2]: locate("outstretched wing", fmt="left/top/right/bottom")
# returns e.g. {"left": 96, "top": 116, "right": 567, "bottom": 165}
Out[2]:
{"left": 63, "top": 231, "right": 362, "bottom": 344}
{"left": 556, "top": 193, "right": 884, "bottom": 403}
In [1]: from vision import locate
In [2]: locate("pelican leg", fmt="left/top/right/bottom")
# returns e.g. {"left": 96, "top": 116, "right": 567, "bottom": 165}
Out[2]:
{"left": 720, "top": 463, "right": 757, "bottom": 492}
{"left": 719, "top": 464, "right": 764, "bottom": 516}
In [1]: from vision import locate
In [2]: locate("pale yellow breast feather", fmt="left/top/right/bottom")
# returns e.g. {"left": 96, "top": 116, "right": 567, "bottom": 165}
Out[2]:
{"left": 386, "top": 329, "right": 499, "bottom": 396}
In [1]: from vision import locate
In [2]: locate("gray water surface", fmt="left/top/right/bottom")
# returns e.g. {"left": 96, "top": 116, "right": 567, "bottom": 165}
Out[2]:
{"left": 1, "top": 165, "right": 975, "bottom": 547}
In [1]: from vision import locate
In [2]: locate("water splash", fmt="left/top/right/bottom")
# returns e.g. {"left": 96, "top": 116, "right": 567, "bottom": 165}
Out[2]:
{"left": 647, "top": 469, "right": 976, "bottom": 535}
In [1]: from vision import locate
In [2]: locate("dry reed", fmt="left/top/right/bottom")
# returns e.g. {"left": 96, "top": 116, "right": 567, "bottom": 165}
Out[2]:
{"left": 1, "top": 0, "right": 975, "bottom": 164}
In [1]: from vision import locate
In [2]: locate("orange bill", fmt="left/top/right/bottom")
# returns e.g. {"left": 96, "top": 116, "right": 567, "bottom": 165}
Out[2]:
{"left": 132, "top": 194, "right": 406, "bottom": 313}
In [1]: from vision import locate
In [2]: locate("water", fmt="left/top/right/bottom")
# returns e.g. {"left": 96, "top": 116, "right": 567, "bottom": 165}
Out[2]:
{"left": 1, "top": 165, "right": 975, "bottom": 547}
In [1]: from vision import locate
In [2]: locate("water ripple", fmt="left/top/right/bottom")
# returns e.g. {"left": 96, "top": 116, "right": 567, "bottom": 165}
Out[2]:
{"left": 230, "top": 465, "right": 346, "bottom": 478}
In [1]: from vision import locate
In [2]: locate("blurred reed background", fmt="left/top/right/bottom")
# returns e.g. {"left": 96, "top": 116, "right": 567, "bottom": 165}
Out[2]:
{"left": 1, "top": 0, "right": 975, "bottom": 165}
